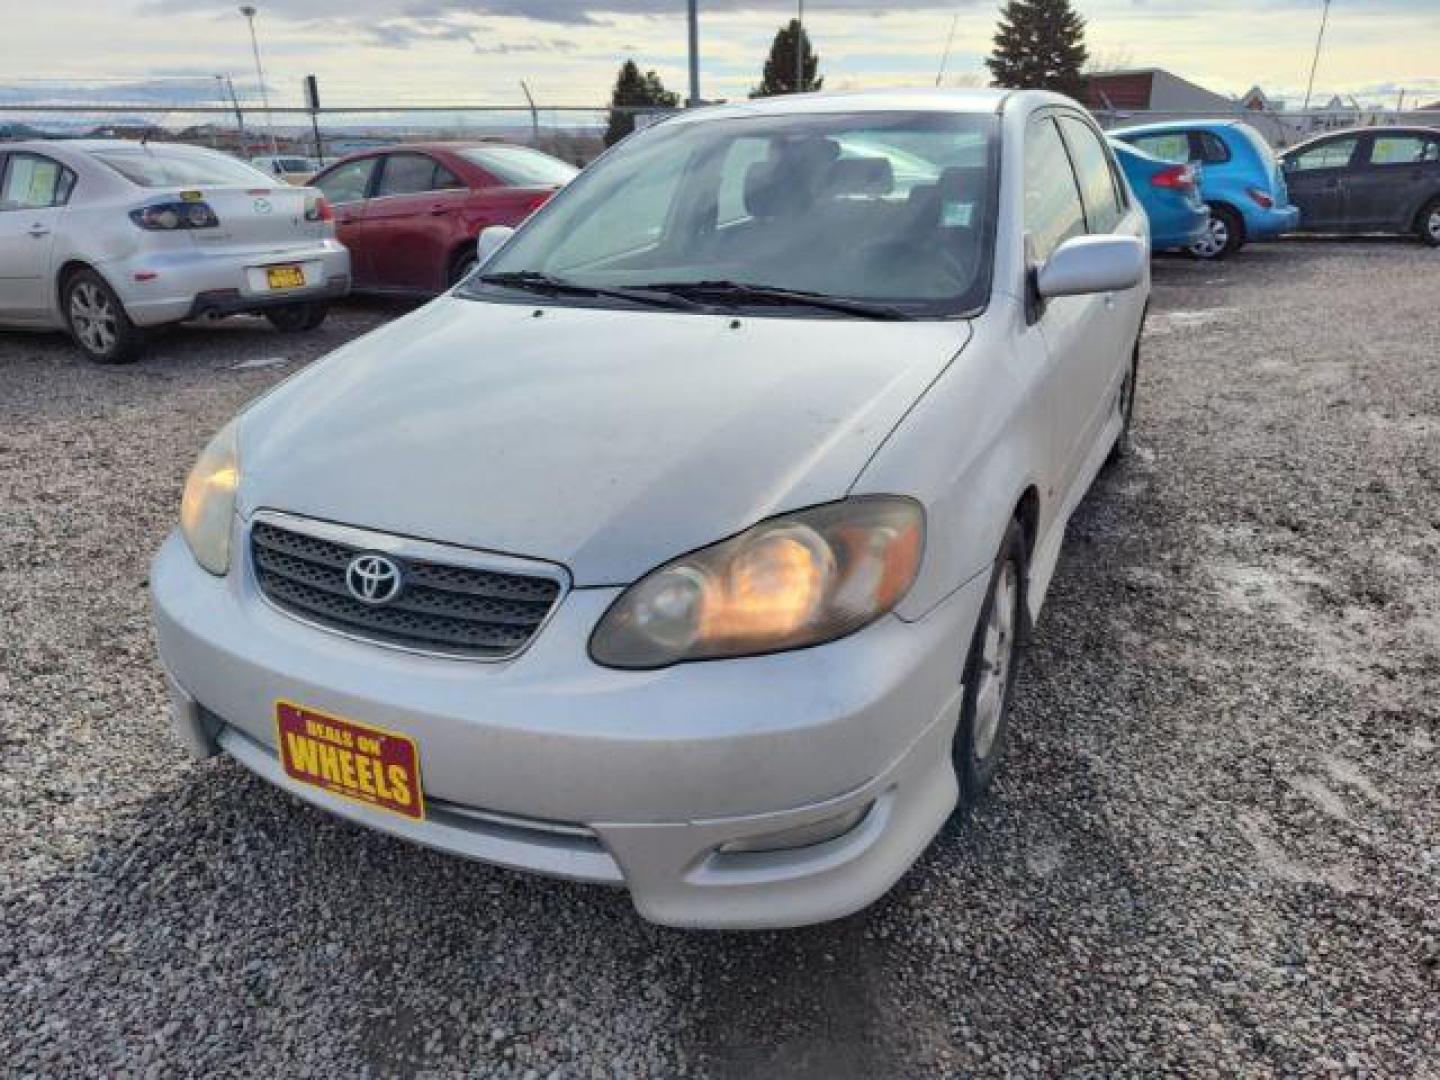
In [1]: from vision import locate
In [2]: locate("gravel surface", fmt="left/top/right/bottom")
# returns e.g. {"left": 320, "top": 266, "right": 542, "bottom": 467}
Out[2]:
{"left": 2, "top": 242, "right": 1437, "bottom": 1078}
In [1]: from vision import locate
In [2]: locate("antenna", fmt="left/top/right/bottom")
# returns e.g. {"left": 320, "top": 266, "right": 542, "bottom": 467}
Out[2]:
{"left": 935, "top": 12, "right": 961, "bottom": 87}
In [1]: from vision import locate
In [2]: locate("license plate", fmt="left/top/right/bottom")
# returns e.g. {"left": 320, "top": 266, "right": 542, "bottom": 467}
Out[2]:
{"left": 265, "top": 265, "right": 306, "bottom": 290}
{"left": 275, "top": 701, "right": 424, "bottom": 820}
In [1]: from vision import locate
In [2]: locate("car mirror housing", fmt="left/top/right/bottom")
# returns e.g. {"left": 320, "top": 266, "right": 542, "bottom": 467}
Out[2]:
{"left": 1036, "top": 234, "right": 1147, "bottom": 300}
{"left": 476, "top": 226, "right": 515, "bottom": 268}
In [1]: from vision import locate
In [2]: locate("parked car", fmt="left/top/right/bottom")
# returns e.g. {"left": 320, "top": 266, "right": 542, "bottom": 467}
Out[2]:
{"left": 1279, "top": 126, "right": 1440, "bottom": 245}
{"left": 151, "top": 89, "right": 1149, "bottom": 929}
{"left": 250, "top": 154, "right": 320, "bottom": 185}
{"left": 1111, "top": 120, "right": 1299, "bottom": 258}
{"left": 1108, "top": 137, "right": 1210, "bottom": 253}
{"left": 309, "top": 142, "right": 577, "bottom": 294}
{"left": 0, "top": 140, "right": 349, "bottom": 363}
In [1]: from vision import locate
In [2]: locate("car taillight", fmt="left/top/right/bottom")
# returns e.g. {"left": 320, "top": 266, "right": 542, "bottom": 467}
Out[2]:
{"left": 304, "top": 195, "right": 334, "bottom": 222}
{"left": 1247, "top": 187, "right": 1274, "bottom": 209}
{"left": 1150, "top": 164, "right": 1195, "bottom": 190}
{"left": 129, "top": 201, "right": 220, "bottom": 230}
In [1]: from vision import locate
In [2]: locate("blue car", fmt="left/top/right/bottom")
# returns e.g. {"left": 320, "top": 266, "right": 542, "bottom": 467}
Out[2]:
{"left": 1108, "top": 138, "right": 1210, "bottom": 253}
{"left": 1110, "top": 120, "right": 1301, "bottom": 259}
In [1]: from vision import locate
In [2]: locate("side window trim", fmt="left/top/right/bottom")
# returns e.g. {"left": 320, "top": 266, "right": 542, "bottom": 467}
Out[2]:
{"left": 1054, "top": 111, "right": 1122, "bottom": 235}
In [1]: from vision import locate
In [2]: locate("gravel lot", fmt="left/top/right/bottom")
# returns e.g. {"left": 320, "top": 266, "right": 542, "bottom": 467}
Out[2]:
{"left": 2, "top": 241, "right": 1437, "bottom": 1078}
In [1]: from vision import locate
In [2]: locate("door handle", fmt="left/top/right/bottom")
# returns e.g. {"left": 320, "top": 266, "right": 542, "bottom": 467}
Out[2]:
{"left": 428, "top": 205, "right": 449, "bottom": 216}
{"left": 27, "top": 225, "right": 50, "bottom": 238}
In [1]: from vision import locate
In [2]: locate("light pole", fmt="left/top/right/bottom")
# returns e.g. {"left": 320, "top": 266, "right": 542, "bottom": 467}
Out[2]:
{"left": 239, "top": 5, "right": 279, "bottom": 157}
{"left": 1301, "top": 0, "right": 1331, "bottom": 114}
{"left": 686, "top": 0, "right": 700, "bottom": 106}
{"left": 216, "top": 74, "right": 245, "bottom": 149}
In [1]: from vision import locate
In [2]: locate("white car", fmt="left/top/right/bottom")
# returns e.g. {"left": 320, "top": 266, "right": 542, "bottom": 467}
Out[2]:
{"left": 250, "top": 155, "right": 320, "bottom": 185}
{"left": 151, "top": 90, "right": 1149, "bottom": 928}
{"left": 0, "top": 140, "right": 350, "bottom": 363}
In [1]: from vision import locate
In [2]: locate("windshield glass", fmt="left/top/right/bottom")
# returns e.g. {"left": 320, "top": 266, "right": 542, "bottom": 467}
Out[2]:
{"left": 468, "top": 110, "right": 997, "bottom": 317}
{"left": 93, "top": 147, "right": 275, "bottom": 187}
{"left": 457, "top": 146, "right": 579, "bottom": 188}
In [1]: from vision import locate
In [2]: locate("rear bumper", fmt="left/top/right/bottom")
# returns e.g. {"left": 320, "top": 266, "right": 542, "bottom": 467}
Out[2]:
{"left": 1243, "top": 203, "right": 1301, "bottom": 240}
{"left": 151, "top": 526, "right": 985, "bottom": 929}
{"left": 1150, "top": 204, "right": 1211, "bottom": 251}
{"left": 103, "top": 241, "right": 351, "bottom": 327}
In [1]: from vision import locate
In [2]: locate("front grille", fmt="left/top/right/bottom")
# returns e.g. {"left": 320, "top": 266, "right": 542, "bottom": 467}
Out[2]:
{"left": 250, "top": 520, "right": 562, "bottom": 658}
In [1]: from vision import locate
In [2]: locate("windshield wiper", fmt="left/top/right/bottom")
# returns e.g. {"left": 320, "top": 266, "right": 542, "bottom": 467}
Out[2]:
{"left": 637, "top": 280, "right": 913, "bottom": 321}
{"left": 475, "top": 270, "right": 707, "bottom": 312}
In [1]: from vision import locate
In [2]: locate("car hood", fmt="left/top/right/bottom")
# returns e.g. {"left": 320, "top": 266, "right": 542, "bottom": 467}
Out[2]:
{"left": 239, "top": 296, "right": 969, "bottom": 586}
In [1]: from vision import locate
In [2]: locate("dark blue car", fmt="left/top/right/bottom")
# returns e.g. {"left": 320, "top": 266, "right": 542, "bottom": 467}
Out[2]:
{"left": 1111, "top": 120, "right": 1300, "bottom": 259}
{"left": 1108, "top": 138, "right": 1210, "bottom": 253}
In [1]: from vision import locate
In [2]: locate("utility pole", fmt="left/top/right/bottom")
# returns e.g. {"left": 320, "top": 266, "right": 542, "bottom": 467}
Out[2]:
{"left": 686, "top": 0, "right": 700, "bottom": 106}
{"left": 239, "top": 5, "right": 279, "bottom": 156}
{"left": 1301, "top": 0, "right": 1331, "bottom": 113}
{"left": 936, "top": 12, "right": 960, "bottom": 87}
{"left": 795, "top": 0, "right": 804, "bottom": 93}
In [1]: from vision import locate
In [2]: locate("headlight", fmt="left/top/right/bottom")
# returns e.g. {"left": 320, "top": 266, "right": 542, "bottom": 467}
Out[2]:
{"left": 590, "top": 496, "right": 924, "bottom": 669}
{"left": 179, "top": 420, "right": 240, "bottom": 575}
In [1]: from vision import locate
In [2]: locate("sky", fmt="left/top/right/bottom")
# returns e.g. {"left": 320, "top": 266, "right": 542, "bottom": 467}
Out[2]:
{"left": 0, "top": 1, "right": 1437, "bottom": 115}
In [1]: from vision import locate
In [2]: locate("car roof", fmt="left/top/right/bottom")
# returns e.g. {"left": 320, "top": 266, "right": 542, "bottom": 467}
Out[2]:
{"left": 1111, "top": 119, "right": 1242, "bottom": 138}
{"left": 664, "top": 88, "right": 1079, "bottom": 126}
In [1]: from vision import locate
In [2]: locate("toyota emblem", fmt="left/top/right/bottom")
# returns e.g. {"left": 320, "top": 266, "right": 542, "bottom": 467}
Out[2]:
{"left": 346, "top": 553, "right": 404, "bottom": 605}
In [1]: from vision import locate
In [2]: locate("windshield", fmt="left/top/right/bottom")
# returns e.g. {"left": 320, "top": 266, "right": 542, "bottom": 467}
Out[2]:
{"left": 93, "top": 147, "right": 276, "bottom": 188}
{"left": 457, "top": 146, "right": 579, "bottom": 188}
{"left": 468, "top": 110, "right": 997, "bottom": 318}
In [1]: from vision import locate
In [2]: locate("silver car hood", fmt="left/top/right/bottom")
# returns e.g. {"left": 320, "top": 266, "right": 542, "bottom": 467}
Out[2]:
{"left": 239, "top": 296, "right": 969, "bottom": 586}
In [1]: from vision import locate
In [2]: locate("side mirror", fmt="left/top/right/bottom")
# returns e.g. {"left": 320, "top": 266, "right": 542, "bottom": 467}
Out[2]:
{"left": 1035, "top": 234, "right": 1147, "bottom": 300}
{"left": 475, "top": 226, "right": 515, "bottom": 268}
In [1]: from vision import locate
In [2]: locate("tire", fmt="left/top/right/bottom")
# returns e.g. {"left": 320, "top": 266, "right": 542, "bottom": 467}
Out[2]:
{"left": 449, "top": 251, "right": 479, "bottom": 287}
{"left": 1418, "top": 198, "right": 1440, "bottom": 247}
{"left": 1105, "top": 339, "right": 1140, "bottom": 467}
{"left": 1189, "top": 204, "right": 1243, "bottom": 260}
{"left": 265, "top": 302, "right": 329, "bottom": 332}
{"left": 63, "top": 268, "right": 142, "bottom": 364}
{"left": 953, "top": 519, "right": 1028, "bottom": 810}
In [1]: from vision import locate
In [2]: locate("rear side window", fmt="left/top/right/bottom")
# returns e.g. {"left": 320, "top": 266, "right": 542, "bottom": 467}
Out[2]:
{"left": 1057, "top": 115, "right": 1124, "bottom": 234}
{"left": 315, "top": 158, "right": 377, "bottom": 204}
{"left": 1369, "top": 135, "right": 1440, "bottom": 165}
{"left": 377, "top": 153, "right": 444, "bottom": 197}
{"left": 0, "top": 154, "right": 74, "bottom": 210}
{"left": 1194, "top": 131, "right": 1232, "bottom": 164}
{"left": 1128, "top": 132, "right": 1189, "bottom": 164}
{"left": 1025, "top": 116, "right": 1086, "bottom": 262}
{"left": 1290, "top": 137, "right": 1359, "bottom": 171}
{"left": 92, "top": 148, "right": 272, "bottom": 187}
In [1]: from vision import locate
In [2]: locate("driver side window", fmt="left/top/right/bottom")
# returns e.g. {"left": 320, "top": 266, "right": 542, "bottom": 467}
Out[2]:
{"left": 1024, "top": 116, "right": 1086, "bottom": 263}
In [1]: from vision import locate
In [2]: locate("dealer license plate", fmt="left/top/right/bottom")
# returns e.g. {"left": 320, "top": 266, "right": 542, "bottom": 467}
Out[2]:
{"left": 275, "top": 701, "right": 424, "bottom": 820}
{"left": 265, "top": 265, "right": 306, "bottom": 290}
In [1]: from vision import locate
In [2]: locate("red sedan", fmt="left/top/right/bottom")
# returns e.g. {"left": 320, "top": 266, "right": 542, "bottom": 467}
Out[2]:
{"left": 310, "top": 142, "right": 577, "bottom": 294}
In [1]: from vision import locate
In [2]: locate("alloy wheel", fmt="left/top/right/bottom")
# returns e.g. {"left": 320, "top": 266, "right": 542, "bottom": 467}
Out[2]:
{"left": 70, "top": 282, "right": 118, "bottom": 355}
{"left": 1428, "top": 209, "right": 1440, "bottom": 243}
{"left": 972, "top": 558, "right": 1019, "bottom": 761}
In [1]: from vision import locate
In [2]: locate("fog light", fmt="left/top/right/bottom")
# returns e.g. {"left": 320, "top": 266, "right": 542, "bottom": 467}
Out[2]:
{"left": 718, "top": 802, "right": 871, "bottom": 854}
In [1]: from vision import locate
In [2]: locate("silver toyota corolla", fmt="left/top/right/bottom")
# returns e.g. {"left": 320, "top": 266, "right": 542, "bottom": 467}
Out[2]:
{"left": 0, "top": 139, "right": 350, "bottom": 363}
{"left": 151, "top": 90, "right": 1150, "bottom": 928}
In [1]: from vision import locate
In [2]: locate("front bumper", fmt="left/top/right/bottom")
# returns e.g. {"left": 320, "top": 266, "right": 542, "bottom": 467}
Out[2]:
{"left": 151, "top": 526, "right": 985, "bottom": 928}
{"left": 104, "top": 240, "right": 351, "bottom": 327}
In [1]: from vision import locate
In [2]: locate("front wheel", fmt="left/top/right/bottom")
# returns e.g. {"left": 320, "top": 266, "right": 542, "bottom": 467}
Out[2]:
{"left": 953, "top": 519, "right": 1028, "bottom": 810}
{"left": 1419, "top": 198, "right": 1440, "bottom": 247}
{"left": 1106, "top": 341, "right": 1140, "bottom": 467}
{"left": 64, "top": 269, "right": 142, "bottom": 364}
{"left": 265, "top": 302, "right": 329, "bottom": 332}
{"left": 1189, "top": 204, "right": 1243, "bottom": 260}
{"left": 449, "top": 251, "right": 479, "bottom": 287}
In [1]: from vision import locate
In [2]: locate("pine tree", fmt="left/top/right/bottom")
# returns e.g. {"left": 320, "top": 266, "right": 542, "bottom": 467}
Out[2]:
{"left": 751, "top": 19, "right": 823, "bottom": 98}
{"left": 604, "top": 60, "right": 680, "bottom": 147}
{"left": 985, "top": 0, "right": 1089, "bottom": 100}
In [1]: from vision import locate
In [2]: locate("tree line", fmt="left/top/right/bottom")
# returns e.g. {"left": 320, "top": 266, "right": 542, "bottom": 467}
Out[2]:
{"left": 606, "top": 0, "right": 1089, "bottom": 146}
